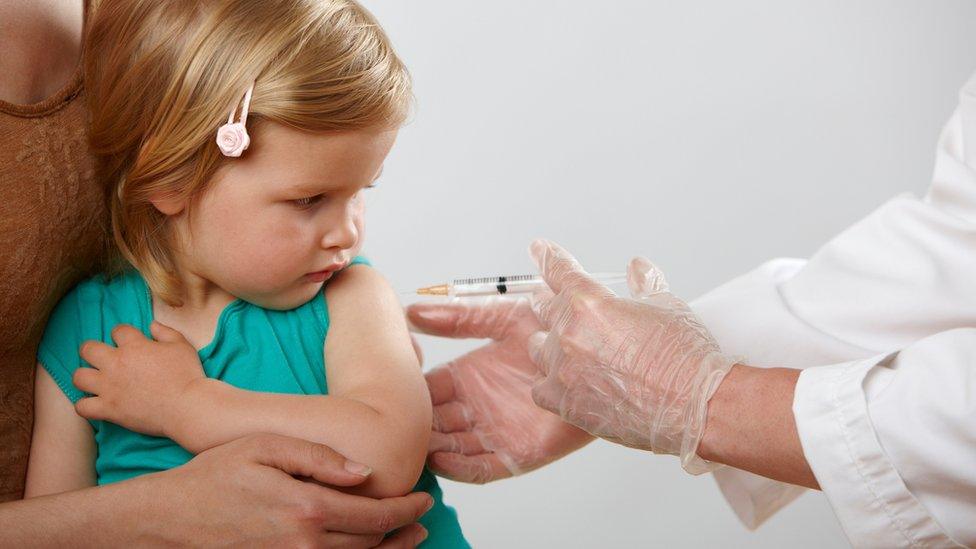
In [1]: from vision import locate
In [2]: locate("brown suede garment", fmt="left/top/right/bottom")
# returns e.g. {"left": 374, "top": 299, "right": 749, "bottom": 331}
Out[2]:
{"left": 0, "top": 0, "right": 111, "bottom": 501}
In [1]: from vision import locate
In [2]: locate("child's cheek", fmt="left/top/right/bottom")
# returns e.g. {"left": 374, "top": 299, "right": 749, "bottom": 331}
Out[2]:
{"left": 349, "top": 204, "right": 366, "bottom": 257}
{"left": 234, "top": 220, "right": 308, "bottom": 281}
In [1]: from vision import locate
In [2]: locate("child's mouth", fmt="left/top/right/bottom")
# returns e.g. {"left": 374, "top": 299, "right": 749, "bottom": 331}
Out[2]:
{"left": 305, "top": 262, "right": 346, "bottom": 283}
{"left": 305, "top": 270, "right": 334, "bottom": 283}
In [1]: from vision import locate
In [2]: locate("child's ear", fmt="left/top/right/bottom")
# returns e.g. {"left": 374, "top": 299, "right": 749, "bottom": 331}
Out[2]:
{"left": 149, "top": 193, "right": 187, "bottom": 216}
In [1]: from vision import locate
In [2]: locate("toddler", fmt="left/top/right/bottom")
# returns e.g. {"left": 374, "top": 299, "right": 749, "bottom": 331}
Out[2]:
{"left": 23, "top": 1, "right": 467, "bottom": 546}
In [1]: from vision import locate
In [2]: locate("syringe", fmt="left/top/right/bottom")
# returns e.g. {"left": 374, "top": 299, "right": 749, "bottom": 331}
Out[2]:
{"left": 416, "top": 272, "right": 626, "bottom": 298}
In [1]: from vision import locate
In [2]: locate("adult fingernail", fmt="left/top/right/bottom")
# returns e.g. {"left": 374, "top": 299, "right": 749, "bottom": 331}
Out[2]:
{"left": 343, "top": 460, "right": 372, "bottom": 477}
{"left": 529, "top": 239, "right": 547, "bottom": 262}
{"left": 423, "top": 494, "right": 435, "bottom": 513}
{"left": 415, "top": 525, "right": 429, "bottom": 544}
{"left": 407, "top": 305, "right": 457, "bottom": 332}
{"left": 410, "top": 306, "right": 450, "bottom": 325}
{"left": 527, "top": 331, "right": 547, "bottom": 366}
{"left": 627, "top": 257, "right": 668, "bottom": 298}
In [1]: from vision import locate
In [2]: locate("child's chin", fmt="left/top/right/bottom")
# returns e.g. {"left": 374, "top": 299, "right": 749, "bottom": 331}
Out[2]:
{"left": 246, "top": 284, "right": 323, "bottom": 311}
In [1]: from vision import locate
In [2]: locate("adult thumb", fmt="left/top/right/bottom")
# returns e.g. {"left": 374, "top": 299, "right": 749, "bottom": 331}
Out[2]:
{"left": 626, "top": 256, "right": 669, "bottom": 300}
{"left": 245, "top": 433, "right": 373, "bottom": 488}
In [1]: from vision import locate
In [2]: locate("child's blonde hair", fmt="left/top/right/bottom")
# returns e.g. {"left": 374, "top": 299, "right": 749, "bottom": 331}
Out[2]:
{"left": 84, "top": 0, "right": 412, "bottom": 305}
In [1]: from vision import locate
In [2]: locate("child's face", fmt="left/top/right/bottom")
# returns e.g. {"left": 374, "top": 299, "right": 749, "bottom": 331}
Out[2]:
{"left": 167, "top": 122, "right": 396, "bottom": 310}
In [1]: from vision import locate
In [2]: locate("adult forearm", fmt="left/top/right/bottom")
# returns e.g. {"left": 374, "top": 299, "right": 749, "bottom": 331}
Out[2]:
{"left": 0, "top": 474, "right": 153, "bottom": 547}
{"left": 174, "top": 379, "right": 428, "bottom": 497}
{"left": 697, "top": 365, "right": 819, "bottom": 489}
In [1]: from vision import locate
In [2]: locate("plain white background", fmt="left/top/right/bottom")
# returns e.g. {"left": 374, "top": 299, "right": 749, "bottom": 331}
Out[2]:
{"left": 358, "top": 2, "right": 976, "bottom": 547}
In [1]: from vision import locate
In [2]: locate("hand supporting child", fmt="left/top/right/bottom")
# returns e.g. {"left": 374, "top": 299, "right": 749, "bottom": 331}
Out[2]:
{"left": 74, "top": 316, "right": 427, "bottom": 442}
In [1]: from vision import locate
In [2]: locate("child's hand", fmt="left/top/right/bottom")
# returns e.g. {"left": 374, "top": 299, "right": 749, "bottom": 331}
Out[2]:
{"left": 74, "top": 321, "right": 206, "bottom": 440}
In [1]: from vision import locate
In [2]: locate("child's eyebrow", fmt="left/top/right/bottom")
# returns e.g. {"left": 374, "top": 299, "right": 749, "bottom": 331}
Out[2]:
{"left": 286, "top": 165, "right": 384, "bottom": 195}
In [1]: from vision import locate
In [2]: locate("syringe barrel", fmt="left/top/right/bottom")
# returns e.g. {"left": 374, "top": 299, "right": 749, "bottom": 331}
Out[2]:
{"left": 450, "top": 276, "right": 544, "bottom": 297}
{"left": 445, "top": 273, "right": 626, "bottom": 298}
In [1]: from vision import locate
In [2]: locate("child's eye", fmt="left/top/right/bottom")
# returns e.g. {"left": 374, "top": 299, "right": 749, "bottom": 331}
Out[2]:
{"left": 293, "top": 195, "right": 323, "bottom": 208}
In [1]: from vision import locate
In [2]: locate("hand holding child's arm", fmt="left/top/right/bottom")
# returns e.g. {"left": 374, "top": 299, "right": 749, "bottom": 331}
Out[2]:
{"left": 172, "top": 266, "right": 430, "bottom": 497}
{"left": 77, "top": 266, "right": 430, "bottom": 499}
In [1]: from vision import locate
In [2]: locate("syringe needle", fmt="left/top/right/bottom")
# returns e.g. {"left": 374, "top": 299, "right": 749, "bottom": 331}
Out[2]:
{"left": 416, "top": 284, "right": 449, "bottom": 296}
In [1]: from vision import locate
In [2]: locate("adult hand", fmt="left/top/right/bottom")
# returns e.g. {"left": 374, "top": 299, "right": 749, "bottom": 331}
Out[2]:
{"left": 527, "top": 239, "right": 737, "bottom": 473}
{"left": 74, "top": 322, "right": 206, "bottom": 439}
{"left": 148, "top": 433, "right": 432, "bottom": 547}
{"left": 406, "top": 258, "right": 669, "bottom": 483}
{"left": 407, "top": 298, "right": 594, "bottom": 483}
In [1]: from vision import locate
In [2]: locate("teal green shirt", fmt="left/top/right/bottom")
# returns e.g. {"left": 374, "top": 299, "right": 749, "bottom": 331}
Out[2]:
{"left": 38, "top": 260, "right": 468, "bottom": 548}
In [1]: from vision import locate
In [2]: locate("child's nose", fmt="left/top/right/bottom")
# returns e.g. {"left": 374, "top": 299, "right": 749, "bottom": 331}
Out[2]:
{"left": 320, "top": 202, "right": 360, "bottom": 251}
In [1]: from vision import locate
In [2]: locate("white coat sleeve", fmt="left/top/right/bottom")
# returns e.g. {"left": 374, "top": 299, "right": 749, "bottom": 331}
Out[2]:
{"left": 691, "top": 260, "right": 876, "bottom": 529}
{"left": 795, "top": 329, "right": 975, "bottom": 548}
{"left": 690, "top": 69, "right": 976, "bottom": 539}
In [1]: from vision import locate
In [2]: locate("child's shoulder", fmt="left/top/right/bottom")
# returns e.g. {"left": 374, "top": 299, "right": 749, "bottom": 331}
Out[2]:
{"left": 322, "top": 257, "right": 407, "bottom": 342}
{"left": 323, "top": 257, "right": 394, "bottom": 308}
{"left": 267, "top": 256, "right": 382, "bottom": 337}
{"left": 321, "top": 256, "right": 379, "bottom": 300}
{"left": 44, "top": 269, "right": 148, "bottom": 345}
{"left": 54, "top": 269, "right": 147, "bottom": 314}
{"left": 39, "top": 269, "right": 147, "bottom": 404}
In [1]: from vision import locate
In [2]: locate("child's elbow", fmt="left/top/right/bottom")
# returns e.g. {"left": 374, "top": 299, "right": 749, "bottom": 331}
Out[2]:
{"left": 356, "top": 436, "right": 429, "bottom": 498}
{"left": 363, "top": 468, "right": 424, "bottom": 499}
{"left": 366, "top": 406, "right": 432, "bottom": 498}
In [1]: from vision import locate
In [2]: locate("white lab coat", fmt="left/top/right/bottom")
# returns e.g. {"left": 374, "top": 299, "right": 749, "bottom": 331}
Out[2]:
{"left": 690, "top": 71, "right": 976, "bottom": 548}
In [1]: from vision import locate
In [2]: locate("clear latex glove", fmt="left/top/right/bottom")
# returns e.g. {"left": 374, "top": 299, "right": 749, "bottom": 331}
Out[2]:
{"left": 528, "top": 239, "right": 737, "bottom": 474}
{"left": 405, "top": 257, "right": 675, "bottom": 485}
{"left": 407, "top": 298, "right": 594, "bottom": 483}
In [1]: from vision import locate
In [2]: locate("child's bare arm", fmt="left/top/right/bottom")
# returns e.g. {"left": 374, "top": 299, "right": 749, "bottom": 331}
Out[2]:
{"left": 322, "top": 265, "right": 432, "bottom": 495}
{"left": 166, "top": 266, "right": 431, "bottom": 497}
{"left": 24, "top": 365, "right": 96, "bottom": 498}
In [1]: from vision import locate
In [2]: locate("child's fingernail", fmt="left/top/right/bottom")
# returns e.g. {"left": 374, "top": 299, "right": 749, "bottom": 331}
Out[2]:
{"left": 343, "top": 460, "right": 372, "bottom": 476}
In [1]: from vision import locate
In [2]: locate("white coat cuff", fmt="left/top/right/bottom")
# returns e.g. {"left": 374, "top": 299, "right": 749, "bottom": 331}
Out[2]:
{"left": 794, "top": 355, "right": 953, "bottom": 548}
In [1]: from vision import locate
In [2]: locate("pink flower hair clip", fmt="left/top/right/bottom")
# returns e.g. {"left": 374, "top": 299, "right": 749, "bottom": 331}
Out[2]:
{"left": 216, "top": 82, "right": 255, "bottom": 157}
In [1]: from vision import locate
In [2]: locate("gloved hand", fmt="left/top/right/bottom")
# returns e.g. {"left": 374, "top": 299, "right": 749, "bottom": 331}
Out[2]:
{"left": 406, "top": 253, "right": 674, "bottom": 483}
{"left": 407, "top": 298, "right": 594, "bottom": 483}
{"left": 528, "top": 239, "right": 737, "bottom": 474}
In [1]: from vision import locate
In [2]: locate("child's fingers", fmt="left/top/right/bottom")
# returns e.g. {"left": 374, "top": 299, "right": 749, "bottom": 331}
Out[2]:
{"left": 74, "top": 396, "right": 105, "bottom": 421}
{"left": 110, "top": 324, "right": 145, "bottom": 346}
{"left": 79, "top": 339, "right": 115, "bottom": 368}
{"left": 150, "top": 320, "right": 188, "bottom": 344}
{"left": 71, "top": 367, "right": 102, "bottom": 394}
